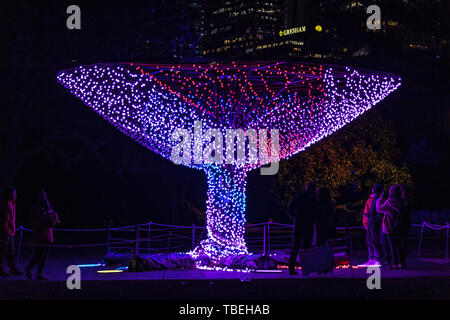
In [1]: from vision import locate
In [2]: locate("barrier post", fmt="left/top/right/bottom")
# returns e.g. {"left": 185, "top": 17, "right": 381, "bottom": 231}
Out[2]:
{"left": 135, "top": 224, "right": 139, "bottom": 257}
{"left": 148, "top": 223, "right": 151, "bottom": 256}
{"left": 263, "top": 223, "right": 266, "bottom": 256}
{"left": 168, "top": 231, "right": 172, "bottom": 250}
{"left": 350, "top": 228, "right": 353, "bottom": 262}
{"left": 16, "top": 226, "right": 23, "bottom": 265}
{"left": 192, "top": 223, "right": 196, "bottom": 250}
{"left": 446, "top": 222, "right": 449, "bottom": 263}
{"left": 106, "top": 226, "right": 110, "bottom": 256}
{"left": 345, "top": 226, "right": 353, "bottom": 261}
{"left": 418, "top": 221, "right": 425, "bottom": 258}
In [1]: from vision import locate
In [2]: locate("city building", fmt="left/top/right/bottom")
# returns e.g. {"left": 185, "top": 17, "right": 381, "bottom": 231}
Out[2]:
{"left": 199, "top": 0, "right": 449, "bottom": 61}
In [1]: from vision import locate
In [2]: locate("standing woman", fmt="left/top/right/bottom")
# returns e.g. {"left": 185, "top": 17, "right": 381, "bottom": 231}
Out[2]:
{"left": 25, "top": 190, "right": 59, "bottom": 280}
{"left": 376, "top": 185, "right": 405, "bottom": 269}
{"left": 316, "top": 186, "right": 333, "bottom": 246}
{"left": 0, "top": 186, "right": 22, "bottom": 277}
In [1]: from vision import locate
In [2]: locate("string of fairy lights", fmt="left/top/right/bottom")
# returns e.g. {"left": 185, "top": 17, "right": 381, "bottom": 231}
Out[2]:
{"left": 57, "top": 61, "right": 401, "bottom": 268}
{"left": 189, "top": 165, "right": 249, "bottom": 265}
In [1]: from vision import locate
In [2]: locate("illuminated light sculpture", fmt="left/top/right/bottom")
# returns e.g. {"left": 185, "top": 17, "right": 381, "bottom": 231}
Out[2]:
{"left": 57, "top": 61, "right": 401, "bottom": 267}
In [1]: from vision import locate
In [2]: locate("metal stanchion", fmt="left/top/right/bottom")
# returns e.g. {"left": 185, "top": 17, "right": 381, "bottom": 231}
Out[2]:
{"left": 192, "top": 223, "right": 196, "bottom": 250}
{"left": 148, "top": 222, "right": 151, "bottom": 255}
{"left": 106, "top": 226, "right": 110, "bottom": 256}
{"left": 16, "top": 226, "right": 24, "bottom": 265}
{"left": 134, "top": 224, "right": 139, "bottom": 257}
{"left": 263, "top": 223, "right": 266, "bottom": 256}
{"left": 446, "top": 222, "right": 449, "bottom": 263}
{"left": 418, "top": 221, "right": 425, "bottom": 258}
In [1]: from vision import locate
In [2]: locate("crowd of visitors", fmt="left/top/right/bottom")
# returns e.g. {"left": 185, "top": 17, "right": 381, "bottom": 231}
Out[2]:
{"left": 0, "top": 181, "right": 414, "bottom": 279}
{"left": 362, "top": 184, "right": 411, "bottom": 269}
{"left": 0, "top": 187, "right": 58, "bottom": 280}
{"left": 287, "top": 182, "right": 412, "bottom": 274}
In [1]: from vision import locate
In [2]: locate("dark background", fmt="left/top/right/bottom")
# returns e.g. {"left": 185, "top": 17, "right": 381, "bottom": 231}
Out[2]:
{"left": 1, "top": 0, "right": 449, "bottom": 228}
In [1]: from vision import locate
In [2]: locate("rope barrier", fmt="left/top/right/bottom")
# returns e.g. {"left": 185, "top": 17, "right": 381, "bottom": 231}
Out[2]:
{"left": 418, "top": 221, "right": 449, "bottom": 263}
{"left": 423, "top": 222, "right": 449, "bottom": 230}
{"left": 9, "top": 220, "right": 449, "bottom": 265}
{"left": 1, "top": 240, "right": 112, "bottom": 248}
{"left": 15, "top": 221, "right": 369, "bottom": 233}
{"left": 14, "top": 220, "right": 441, "bottom": 234}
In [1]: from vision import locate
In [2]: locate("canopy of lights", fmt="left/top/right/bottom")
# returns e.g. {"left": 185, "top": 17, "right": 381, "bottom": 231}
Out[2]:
{"left": 57, "top": 61, "right": 401, "bottom": 267}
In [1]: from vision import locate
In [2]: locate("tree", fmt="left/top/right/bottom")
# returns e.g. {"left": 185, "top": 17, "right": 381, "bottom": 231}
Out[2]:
{"left": 274, "top": 110, "right": 413, "bottom": 215}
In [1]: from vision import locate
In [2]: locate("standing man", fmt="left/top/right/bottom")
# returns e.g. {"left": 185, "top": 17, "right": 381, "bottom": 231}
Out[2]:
{"left": 360, "top": 184, "right": 385, "bottom": 266}
{"left": 287, "top": 182, "right": 318, "bottom": 275}
{"left": 398, "top": 185, "right": 412, "bottom": 269}
{"left": 26, "top": 189, "right": 59, "bottom": 280}
{"left": 316, "top": 186, "right": 333, "bottom": 246}
{"left": 0, "top": 186, "right": 23, "bottom": 277}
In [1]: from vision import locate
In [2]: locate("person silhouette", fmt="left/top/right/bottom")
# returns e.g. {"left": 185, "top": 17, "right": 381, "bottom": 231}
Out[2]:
{"left": 0, "top": 186, "right": 23, "bottom": 277}
{"left": 360, "top": 184, "right": 385, "bottom": 267}
{"left": 316, "top": 186, "right": 333, "bottom": 247}
{"left": 25, "top": 190, "right": 59, "bottom": 280}
{"left": 376, "top": 185, "right": 405, "bottom": 269}
{"left": 287, "top": 182, "right": 318, "bottom": 275}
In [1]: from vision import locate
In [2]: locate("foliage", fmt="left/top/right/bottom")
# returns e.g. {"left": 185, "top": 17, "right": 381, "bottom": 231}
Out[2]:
{"left": 274, "top": 110, "right": 413, "bottom": 211}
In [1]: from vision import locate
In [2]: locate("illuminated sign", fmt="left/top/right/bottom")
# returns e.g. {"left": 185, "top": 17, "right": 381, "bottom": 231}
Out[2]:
{"left": 279, "top": 26, "right": 306, "bottom": 37}
{"left": 315, "top": 25, "right": 323, "bottom": 32}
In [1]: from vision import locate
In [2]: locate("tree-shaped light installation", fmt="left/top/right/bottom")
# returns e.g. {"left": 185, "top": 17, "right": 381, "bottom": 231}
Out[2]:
{"left": 57, "top": 61, "right": 401, "bottom": 267}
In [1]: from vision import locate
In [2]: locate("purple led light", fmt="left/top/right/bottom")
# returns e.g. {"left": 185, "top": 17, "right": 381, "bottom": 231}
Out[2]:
{"left": 57, "top": 61, "right": 401, "bottom": 267}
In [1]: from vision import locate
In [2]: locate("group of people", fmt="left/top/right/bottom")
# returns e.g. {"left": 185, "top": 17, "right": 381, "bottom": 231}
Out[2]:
{"left": 361, "top": 183, "right": 411, "bottom": 269}
{"left": 0, "top": 187, "right": 59, "bottom": 280}
{"left": 286, "top": 182, "right": 333, "bottom": 275}
{"left": 0, "top": 182, "right": 413, "bottom": 278}
{"left": 286, "top": 182, "right": 412, "bottom": 275}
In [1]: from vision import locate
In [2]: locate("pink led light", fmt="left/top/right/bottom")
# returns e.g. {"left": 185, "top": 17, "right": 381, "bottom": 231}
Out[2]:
{"left": 57, "top": 61, "right": 401, "bottom": 268}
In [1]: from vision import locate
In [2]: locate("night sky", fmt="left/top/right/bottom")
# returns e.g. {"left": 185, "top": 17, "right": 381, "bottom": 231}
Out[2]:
{"left": 2, "top": 1, "right": 449, "bottom": 229}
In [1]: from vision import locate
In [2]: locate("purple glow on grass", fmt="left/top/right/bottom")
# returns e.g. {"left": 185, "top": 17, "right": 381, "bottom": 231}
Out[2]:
{"left": 195, "top": 263, "right": 254, "bottom": 273}
{"left": 57, "top": 61, "right": 401, "bottom": 268}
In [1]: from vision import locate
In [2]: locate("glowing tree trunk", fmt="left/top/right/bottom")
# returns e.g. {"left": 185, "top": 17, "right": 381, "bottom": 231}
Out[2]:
{"left": 192, "top": 166, "right": 249, "bottom": 262}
